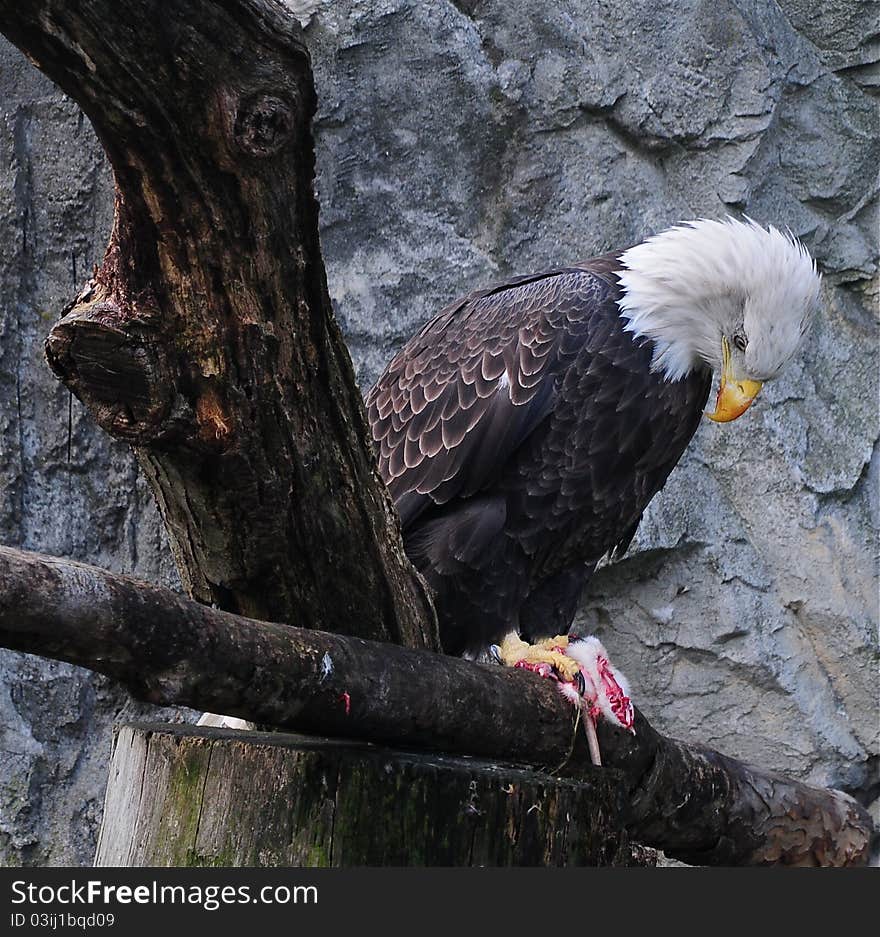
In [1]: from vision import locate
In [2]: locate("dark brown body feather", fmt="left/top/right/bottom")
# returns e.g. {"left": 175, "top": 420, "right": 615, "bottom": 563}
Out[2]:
{"left": 367, "top": 256, "right": 711, "bottom": 655}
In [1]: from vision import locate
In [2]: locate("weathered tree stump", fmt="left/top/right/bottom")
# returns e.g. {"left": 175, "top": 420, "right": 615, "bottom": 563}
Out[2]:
{"left": 95, "top": 725, "right": 639, "bottom": 867}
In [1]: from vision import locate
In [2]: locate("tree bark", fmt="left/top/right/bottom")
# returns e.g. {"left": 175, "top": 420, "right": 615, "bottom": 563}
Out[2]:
{"left": 0, "top": 545, "right": 871, "bottom": 868}
{"left": 95, "top": 725, "right": 639, "bottom": 867}
{"left": 0, "top": 0, "right": 437, "bottom": 649}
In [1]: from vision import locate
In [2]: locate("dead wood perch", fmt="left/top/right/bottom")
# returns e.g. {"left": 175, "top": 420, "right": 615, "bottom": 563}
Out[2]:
{"left": 0, "top": 545, "right": 871, "bottom": 867}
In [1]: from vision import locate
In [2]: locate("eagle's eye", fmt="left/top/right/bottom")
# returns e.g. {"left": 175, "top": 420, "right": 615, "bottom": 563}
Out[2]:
{"left": 732, "top": 333, "right": 748, "bottom": 352}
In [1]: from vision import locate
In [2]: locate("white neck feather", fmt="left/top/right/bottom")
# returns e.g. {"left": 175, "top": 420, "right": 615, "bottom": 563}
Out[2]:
{"left": 616, "top": 217, "right": 819, "bottom": 382}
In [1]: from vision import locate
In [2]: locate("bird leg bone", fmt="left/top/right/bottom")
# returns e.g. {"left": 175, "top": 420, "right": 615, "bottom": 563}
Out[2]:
{"left": 491, "top": 632, "right": 634, "bottom": 767}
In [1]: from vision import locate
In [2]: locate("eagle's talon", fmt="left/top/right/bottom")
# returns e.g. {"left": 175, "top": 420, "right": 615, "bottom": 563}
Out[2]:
{"left": 495, "top": 631, "right": 584, "bottom": 684}
{"left": 491, "top": 634, "right": 633, "bottom": 767}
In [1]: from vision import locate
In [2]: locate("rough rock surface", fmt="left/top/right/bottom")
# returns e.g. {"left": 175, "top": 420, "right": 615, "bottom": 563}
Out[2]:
{"left": 1, "top": 0, "right": 877, "bottom": 864}
{"left": 0, "top": 43, "right": 189, "bottom": 866}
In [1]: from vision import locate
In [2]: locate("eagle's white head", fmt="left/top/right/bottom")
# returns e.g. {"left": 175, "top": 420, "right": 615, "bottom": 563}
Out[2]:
{"left": 616, "top": 217, "right": 821, "bottom": 421}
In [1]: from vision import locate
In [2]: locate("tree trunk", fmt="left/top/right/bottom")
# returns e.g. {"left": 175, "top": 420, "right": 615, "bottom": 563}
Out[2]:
{"left": 0, "top": 0, "right": 437, "bottom": 649}
{"left": 95, "top": 725, "right": 640, "bottom": 867}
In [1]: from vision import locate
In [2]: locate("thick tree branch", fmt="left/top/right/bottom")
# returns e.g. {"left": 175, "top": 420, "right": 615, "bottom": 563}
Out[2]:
{"left": 0, "top": 0, "right": 438, "bottom": 649}
{"left": 0, "top": 545, "right": 870, "bottom": 867}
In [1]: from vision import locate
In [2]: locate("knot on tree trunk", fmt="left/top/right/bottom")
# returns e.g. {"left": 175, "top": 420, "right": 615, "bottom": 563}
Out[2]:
{"left": 230, "top": 91, "right": 298, "bottom": 159}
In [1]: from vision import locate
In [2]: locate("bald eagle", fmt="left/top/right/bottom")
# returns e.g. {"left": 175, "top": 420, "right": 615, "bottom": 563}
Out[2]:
{"left": 367, "top": 218, "right": 820, "bottom": 689}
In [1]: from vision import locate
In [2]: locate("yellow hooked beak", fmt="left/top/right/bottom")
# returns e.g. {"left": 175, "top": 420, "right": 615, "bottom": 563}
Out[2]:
{"left": 706, "top": 336, "right": 763, "bottom": 423}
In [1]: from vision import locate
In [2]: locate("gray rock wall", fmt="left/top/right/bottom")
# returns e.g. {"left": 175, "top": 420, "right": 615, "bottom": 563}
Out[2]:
{"left": 1, "top": 0, "right": 877, "bottom": 864}
{"left": 0, "top": 44, "right": 188, "bottom": 866}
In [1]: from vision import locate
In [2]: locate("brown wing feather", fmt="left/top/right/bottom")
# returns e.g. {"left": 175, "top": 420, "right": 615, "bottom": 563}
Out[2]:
{"left": 365, "top": 266, "right": 605, "bottom": 529}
